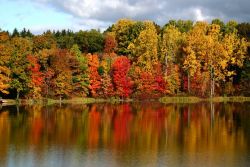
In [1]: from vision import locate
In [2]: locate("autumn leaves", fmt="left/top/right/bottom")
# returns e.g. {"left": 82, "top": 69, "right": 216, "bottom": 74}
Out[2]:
{"left": 0, "top": 19, "right": 248, "bottom": 99}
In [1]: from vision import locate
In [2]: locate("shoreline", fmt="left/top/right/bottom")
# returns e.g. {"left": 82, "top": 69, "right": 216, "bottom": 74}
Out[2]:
{"left": 1, "top": 96, "right": 250, "bottom": 106}
{"left": 159, "top": 96, "right": 250, "bottom": 103}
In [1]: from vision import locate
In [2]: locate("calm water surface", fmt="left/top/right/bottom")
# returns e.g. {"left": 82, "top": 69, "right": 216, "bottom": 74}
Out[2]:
{"left": 0, "top": 102, "right": 250, "bottom": 167}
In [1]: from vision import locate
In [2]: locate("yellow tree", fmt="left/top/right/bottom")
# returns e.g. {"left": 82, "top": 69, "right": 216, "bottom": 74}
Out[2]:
{"left": 0, "top": 32, "right": 11, "bottom": 94}
{"left": 221, "top": 30, "right": 248, "bottom": 94}
{"left": 183, "top": 22, "right": 247, "bottom": 97}
{"left": 205, "top": 24, "right": 246, "bottom": 97}
{"left": 183, "top": 47, "right": 200, "bottom": 93}
{"left": 183, "top": 22, "right": 208, "bottom": 94}
{"left": 161, "top": 25, "right": 184, "bottom": 94}
{"left": 128, "top": 21, "right": 158, "bottom": 72}
{"left": 205, "top": 24, "right": 224, "bottom": 97}
{"left": 222, "top": 32, "right": 247, "bottom": 68}
{"left": 112, "top": 19, "right": 135, "bottom": 55}
{"left": 51, "top": 49, "right": 73, "bottom": 100}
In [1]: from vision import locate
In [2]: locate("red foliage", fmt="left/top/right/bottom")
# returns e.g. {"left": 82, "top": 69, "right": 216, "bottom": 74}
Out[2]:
{"left": 104, "top": 33, "right": 117, "bottom": 54}
{"left": 154, "top": 63, "right": 166, "bottom": 93}
{"left": 138, "top": 71, "right": 156, "bottom": 93}
{"left": 42, "top": 67, "right": 55, "bottom": 96}
{"left": 27, "top": 55, "right": 44, "bottom": 87}
{"left": 183, "top": 75, "right": 188, "bottom": 91}
{"left": 155, "top": 75, "right": 165, "bottom": 93}
{"left": 112, "top": 56, "right": 133, "bottom": 98}
{"left": 101, "top": 73, "right": 114, "bottom": 97}
{"left": 88, "top": 54, "right": 101, "bottom": 97}
{"left": 183, "top": 70, "right": 208, "bottom": 96}
{"left": 191, "top": 72, "right": 203, "bottom": 94}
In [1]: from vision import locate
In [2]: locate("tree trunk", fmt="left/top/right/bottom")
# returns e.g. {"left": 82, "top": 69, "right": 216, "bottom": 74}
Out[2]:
{"left": 212, "top": 78, "right": 215, "bottom": 97}
{"left": 16, "top": 91, "right": 20, "bottom": 100}
{"left": 210, "top": 78, "right": 212, "bottom": 98}
{"left": 59, "top": 95, "right": 62, "bottom": 107}
{"left": 46, "top": 83, "right": 49, "bottom": 98}
{"left": 210, "top": 67, "right": 214, "bottom": 98}
{"left": 165, "top": 54, "right": 168, "bottom": 78}
{"left": 188, "top": 72, "right": 190, "bottom": 94}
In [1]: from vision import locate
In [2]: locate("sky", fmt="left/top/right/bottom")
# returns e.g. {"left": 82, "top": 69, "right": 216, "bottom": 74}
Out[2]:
{"left": 0, "top": 0, "right": 250, "bottom": 34}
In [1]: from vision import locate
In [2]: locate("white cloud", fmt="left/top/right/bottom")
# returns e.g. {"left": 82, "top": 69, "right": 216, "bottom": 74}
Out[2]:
{"left": 194, "top": 8, "right": 205, "bottom": 21}
{"left": 31, "top": 0, "right": 250, "bottom": 31}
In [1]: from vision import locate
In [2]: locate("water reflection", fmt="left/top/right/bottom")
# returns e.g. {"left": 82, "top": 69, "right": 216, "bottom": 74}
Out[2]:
{"left": 0, "top": 102, "right": 250, "bottom": 167}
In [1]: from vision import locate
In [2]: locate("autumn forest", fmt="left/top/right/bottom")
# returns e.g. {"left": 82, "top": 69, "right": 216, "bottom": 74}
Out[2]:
{"left": 0, "top": 19, "right": 250, "bottom": 99}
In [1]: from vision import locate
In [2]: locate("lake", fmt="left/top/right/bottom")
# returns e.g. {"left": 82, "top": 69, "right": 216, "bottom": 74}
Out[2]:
{"left": 0, "top": 102, "right": 250, "bottom": 167}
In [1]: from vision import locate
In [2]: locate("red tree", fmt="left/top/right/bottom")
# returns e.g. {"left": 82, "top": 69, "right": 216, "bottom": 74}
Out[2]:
{"left": 104, "top": 32, "right": 117, "bottom": 54}
{"left": 112, "top": 56, "right": 133, "bottom": 98}
{"left": 154, "top": 63, "right": 166, "bottom": 94}
{"left": 27, "top": 55, "right": 44, "bottom": 98}
{"left": 88, "top": 54, "right": 101, "bottom": 97}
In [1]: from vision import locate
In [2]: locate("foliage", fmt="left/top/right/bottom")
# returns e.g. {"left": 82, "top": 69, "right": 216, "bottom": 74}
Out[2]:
{"left": 128, "top": 21, "right": 158, "bottom": 71}
{"left": 0, "top": 32, "right": 11, "bottom": 94}
{"left": 70, "top": 44, "right": 90, "bottom": 97}
{"left": 112, "top": 56, "right": 132, "bottom": 98}
{"left": 27, "top": 55, "right": 44, "bottom": 98}
{"left": 88, "top": 54, "right": 101, "bottom": 97}
{"left": 104, "top": 32, "right": 117, "bottom": 54}
{"left": 0, "top": 19, "right": 249, "bottom": 99}
{"left": 112, "top": 19, "right": 135, "bottom": 55}
{"left": 9, "top": 37, "right": 33, "bottom": 99}
{"left": 51, "top": 49, "right": 72, "bottom": 98}
{"left": 164, "top": 19, "right": 193, "bottom": 33}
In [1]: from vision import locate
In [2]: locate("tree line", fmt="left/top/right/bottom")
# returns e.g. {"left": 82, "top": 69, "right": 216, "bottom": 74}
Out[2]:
{"left": 0, "top": 19, "right": 250, "bottom": 99}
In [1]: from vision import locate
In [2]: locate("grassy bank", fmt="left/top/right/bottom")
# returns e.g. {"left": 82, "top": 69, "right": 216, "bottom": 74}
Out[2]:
{"left": 1, "top": 97, "right": 133, "bottom": 106}
{"left": 159, "top": 96, "right": 202, "bottom": 103}
{"left": 1, "top": 96, "right": 250, "bottom": 106}
{"left": 46, "top": 97, "right": 133, "bottom": 105}
{"left": 0, "top": 99, "right": 17, "bottom": 105}
{"left": 159, "top": 96, "right": 250, "bottom": 103}
{"left": 210, "top": 96, "right": 250, "bottom": 102}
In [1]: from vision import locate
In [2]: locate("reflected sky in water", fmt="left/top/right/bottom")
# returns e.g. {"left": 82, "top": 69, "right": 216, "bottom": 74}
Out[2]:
{"left": 0, "top": 102, "right": 250, "bottom": 167}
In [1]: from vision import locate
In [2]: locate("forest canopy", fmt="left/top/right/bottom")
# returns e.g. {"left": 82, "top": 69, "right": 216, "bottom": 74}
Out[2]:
{"left": 0, "top": 18, "right": 250, "bottom": 99}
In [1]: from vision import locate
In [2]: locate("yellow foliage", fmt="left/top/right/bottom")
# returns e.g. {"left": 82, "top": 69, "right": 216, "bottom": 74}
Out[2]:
{"left": 128, "top": 21, "right": 158, "bottom": 72}
{"left": 0, "top": 39, "right": 11, "bottom": 94}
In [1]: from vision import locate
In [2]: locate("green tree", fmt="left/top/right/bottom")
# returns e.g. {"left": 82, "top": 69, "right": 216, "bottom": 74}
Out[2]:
{"left": 164, "top": 19, "right": 193, "bottom": 33}
{"left": 11, "top": 28, "right": 20, "bottom": 37}
{"left": 9, "top": 37, "right": 33, "bottom": 99}
{"left": 74, "top": 30, "right": 88, "bottom": 52}
{"left": 211, "top": 18, "right": 225, "bottom": 33}
{"left": 87, "top": 29, "right": 104, "bottom": 53}
{"left": 225, "top": 20, "right": 238, "bottom": 34}
{"left": 237, "top": 23, "right": 250, "bottom": 41}
{"left": 113, "top": 19, "right": 135, "bottom": 55}
{"left": 70, "top": 44, "right": 89, "bottom": 97}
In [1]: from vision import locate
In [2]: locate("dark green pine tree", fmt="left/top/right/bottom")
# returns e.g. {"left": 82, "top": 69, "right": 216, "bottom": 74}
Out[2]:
{"left": 12, "top": 28, "right": 20, "bottom": 37}
{"left": 26, "top": 29, "right": 33, "bottom": 38}
{"left": 20, "top": 28, "right": 27, "bottom": 37}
